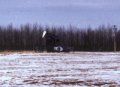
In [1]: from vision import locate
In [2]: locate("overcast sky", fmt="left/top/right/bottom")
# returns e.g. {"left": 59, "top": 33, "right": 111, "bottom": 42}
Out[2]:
{"left": 0, "top": 0, "right": 120, "bottom": 28}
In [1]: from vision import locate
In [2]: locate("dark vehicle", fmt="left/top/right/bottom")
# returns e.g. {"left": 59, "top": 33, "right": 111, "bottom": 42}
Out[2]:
{"left": 42, "top": 30, "right": 72, "bottom": 52}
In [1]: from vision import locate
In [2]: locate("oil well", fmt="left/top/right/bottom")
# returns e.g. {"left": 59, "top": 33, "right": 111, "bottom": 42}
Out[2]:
{"left": 42, "top": 30, "right": 72, "bottom": 52}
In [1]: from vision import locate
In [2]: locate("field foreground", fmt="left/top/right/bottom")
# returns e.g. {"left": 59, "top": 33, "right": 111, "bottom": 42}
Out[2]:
{"left": 0, "top": 52, "right": 120, "bottom": 87}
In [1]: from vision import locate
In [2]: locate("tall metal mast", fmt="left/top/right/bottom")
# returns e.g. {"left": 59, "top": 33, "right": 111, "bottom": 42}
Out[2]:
{"left": 112, "top": 25, "right": 117, "bottom": 52}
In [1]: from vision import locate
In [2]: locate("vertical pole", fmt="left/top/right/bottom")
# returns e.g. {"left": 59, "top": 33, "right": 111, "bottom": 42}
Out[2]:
{"left": 114, "top": 35, "right": 116, "bottom": 52}
{"left": 42, "top": 30, "right": 47, "bottom": 52}
{"left": 43, "top": 36, "right": 46, "bottom": 52}
{"left": 113, "top": 25, "right": 117, "bottom": 52}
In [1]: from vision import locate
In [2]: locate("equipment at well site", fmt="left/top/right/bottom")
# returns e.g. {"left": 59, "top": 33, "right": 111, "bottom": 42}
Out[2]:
{"left": 42, "top": 30, "right": 71, "bottom": 52}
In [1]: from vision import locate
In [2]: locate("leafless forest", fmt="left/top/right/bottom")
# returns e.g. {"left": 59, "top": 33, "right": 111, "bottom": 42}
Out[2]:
{"left": 0, "top": 24, "right": 119, "bottom": 51}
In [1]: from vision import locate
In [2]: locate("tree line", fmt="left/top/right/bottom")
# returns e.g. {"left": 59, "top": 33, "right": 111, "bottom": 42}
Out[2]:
{"left": 0, "top": 24, "right": 119, "bottom": 51}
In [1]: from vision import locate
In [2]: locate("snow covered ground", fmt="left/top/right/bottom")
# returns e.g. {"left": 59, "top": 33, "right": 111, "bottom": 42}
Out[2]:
{"left": 0, "top": 52, "right": 120, "bottom": 87}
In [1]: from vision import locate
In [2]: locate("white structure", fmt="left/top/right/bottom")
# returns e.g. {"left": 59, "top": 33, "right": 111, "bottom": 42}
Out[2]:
{"left": 54, "top": 46, "right": 63, "bottom": 52}
{"left": 42, "top": 30, "right": 47, "bottom": 38}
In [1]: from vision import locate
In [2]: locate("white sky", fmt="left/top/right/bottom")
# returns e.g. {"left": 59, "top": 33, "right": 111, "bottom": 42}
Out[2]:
{"left": 0, "top": 0, "right": 120, "bottom": 28}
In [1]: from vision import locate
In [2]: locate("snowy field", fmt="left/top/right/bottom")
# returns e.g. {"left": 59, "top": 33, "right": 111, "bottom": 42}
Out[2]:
{"left": 0, "top": 52, "right": 120, "bottom": 87}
